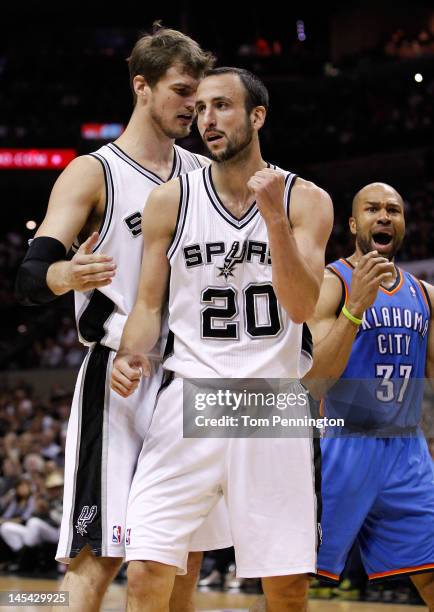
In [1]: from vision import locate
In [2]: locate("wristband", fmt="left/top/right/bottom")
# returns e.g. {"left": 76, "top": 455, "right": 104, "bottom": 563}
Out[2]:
{"left": 342, "top": 305, "right": 362, "bottom": 326}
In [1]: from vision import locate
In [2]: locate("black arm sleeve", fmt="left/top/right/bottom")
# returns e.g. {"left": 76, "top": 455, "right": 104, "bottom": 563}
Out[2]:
{"left": 15, "top": 236, "right": 67, "bottom": 306}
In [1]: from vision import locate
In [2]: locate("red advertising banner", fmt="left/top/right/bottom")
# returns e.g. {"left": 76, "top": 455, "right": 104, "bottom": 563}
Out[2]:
{"left": 0, "top": 149, "right": 76, "bottom": 169}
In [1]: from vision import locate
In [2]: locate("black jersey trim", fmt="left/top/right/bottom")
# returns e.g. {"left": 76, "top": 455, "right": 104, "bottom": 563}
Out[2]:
{"left": 313, "top": 436, "right": 322, "bottom": 553}
{"left": 167, "top": 174, "right": 189, "bottom": 261}
{"left": 192, "top": 153, "right": 205, "bottom": 169}
{"left": 168, "top": 146, "right": 180, "bottom": 180}
{"left": 203, "top": 166, "right": 260, "bottom": 230}
{"left": 207, "top": 165, "right": 258, "bottom": 224}
{"left": 166, "top": 176, "right": 184, "bottom": 257}
{"left": 418, "top": 279, "right": 432, "bottom": 316}
{"left": 327, "top": 265, "right": 347, "bottom": 317}
{"left": 302, "top": 322, "right": 313, "bottom": 358}
{"left": 88, "top": 153, "right": 115, "bottom": 253}
{"left": 107, "top": 143, "right": 160, "bottom": 184}
{"left": 78, "top": 290, "right": 116, "bottom": 344}
{"left": 162, "top": 329, "right": 175, "bottom": 363}
{"left": 285, "top": 173, "right": 298, "bottom": 220}
{"left": 68, "top": 344, "right": 111, "bottom": 558}
{"left": 108, "top": 143, "right": 178, "bottom": 184}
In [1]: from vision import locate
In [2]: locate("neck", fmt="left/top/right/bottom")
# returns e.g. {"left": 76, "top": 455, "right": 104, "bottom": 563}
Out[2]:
{"left": 114, "top": 104, "right": 174, "bottom": 167}
{"left": 211, "top": 142, "right": 266, "bottom": 202}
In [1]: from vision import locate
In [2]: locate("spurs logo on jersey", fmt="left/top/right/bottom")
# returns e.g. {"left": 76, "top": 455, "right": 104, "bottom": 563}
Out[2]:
{"left": 183, "top": 239, "right": 272, "bottom": 280}
{"left": 73, "top": 143, "right": 207, "bottom": 351}
{"left": 165, "top": 164, "right": 313, "bottom": 379}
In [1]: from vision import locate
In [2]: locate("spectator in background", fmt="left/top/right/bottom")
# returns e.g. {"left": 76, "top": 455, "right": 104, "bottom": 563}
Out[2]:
{"left": 0, "top": 458, "right": 21, "bottom": 497}
{"left": 0, "top": 472, "right": 63, "bottom": 572}
{"left": 40, "top": 429, "right": 61, "bottom": 461}
{"left": 39, "top": 338, "right": 64, "bottom": 368}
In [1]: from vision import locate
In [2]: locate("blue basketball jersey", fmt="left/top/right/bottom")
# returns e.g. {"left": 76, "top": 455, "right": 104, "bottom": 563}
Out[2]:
{"left": 324, "top": 258, "right": 430, "bottom": 432}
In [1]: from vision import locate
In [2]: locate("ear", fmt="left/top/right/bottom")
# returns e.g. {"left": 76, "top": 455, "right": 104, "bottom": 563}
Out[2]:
{"left": 133, "top": 75, "right": 151, "bottom": 103}
{"left": 251, "top": 106, "right": 266, "bottom": 130}
{"left": 349, "top": 216, "right": 357, "bottom": 236}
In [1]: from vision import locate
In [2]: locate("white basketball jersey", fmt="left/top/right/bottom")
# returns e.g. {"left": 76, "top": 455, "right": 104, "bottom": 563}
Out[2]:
{"left": 165, "top": 165, "right": 313, "bottom": 379}
{"left": 74, "top": 142, "right": 206, "bottom": 351}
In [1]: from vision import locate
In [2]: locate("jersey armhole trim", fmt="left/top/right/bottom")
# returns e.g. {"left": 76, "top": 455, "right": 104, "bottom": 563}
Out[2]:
{"left": 327, "top": 265, "right": 347, "bottom": 317}
{"left": 192, "top": 153, "right": 205, "bottom": 169}
{"left": 416, "top": 278, "right": 432, "bottom": 316}
{"left": 167, "top": 175, "right": 189, "bottom": 261}
{"left": 87, "top": 153, "right": 114, "bottom": 253}
{"left": 284, "top": 173, "right": 298, "bottom": 222}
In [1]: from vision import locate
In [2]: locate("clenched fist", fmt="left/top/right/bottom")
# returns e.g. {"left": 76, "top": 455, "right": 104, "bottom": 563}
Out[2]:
{"left": 346, "top": 251, "right": 395, "bottom": 318}
{"left": 111, "top": 352, "right": 151, "bottom": 398}
{"left": 247, "top": 168, "right": 286, "bottom": 223}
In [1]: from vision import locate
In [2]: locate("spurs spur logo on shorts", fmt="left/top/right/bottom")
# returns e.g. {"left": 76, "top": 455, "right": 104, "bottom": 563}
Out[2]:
{"left": 317, "top": 522, "right": 323, "bottom": 546}
{"left": 75, "top": 505, "right": 98, "bottom": 536}
{"left": 126, "top": 528, "right": 131, "bottom": 546}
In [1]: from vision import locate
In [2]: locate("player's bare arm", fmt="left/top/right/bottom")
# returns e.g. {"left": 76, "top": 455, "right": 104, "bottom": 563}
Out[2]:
{"left": 248, "top": 171, "right": 333, "bottom": 323}
{"left": 306, "top": 251, "right": 396, "bottom": 385}
{"left": 111, "top": 179, "right": 180, "bottom": 398}
{"left": 16, "top": 155, "right": 117, "bottom": 303}
{"left": 421, "top": 281, "right": 434, "bottom": 382}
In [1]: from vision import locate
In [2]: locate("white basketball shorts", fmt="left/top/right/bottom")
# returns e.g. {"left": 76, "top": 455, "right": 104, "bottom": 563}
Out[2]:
{"left": 125, "top": 376, "right": 321, "bottom": 577}
{"left": 56, "top": 346, "right": 232, "bottom": 562}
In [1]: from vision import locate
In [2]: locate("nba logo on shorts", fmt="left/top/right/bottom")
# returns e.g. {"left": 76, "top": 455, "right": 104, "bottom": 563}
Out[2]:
{"left": 112, "top": 525, "right": 121, "bottom": 544}
{"left": 126, "top": 528, "right": 131, "bottom": 546}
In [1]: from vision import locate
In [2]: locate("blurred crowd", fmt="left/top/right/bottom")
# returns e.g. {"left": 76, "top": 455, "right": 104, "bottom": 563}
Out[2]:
{"left": 384, "top": 27, "right": 434, "bottom": 60}
{"left": 0, "top": 383, "right": 69, "bottom": 573}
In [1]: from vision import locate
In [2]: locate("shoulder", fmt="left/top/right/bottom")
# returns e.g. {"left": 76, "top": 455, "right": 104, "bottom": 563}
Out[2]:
{"left": 324, "top": 266, "right": 346, "bottom": 291}
{"left": 63, "top": 154, "right": 105, "bottom": 177}
{"left": 420, "top": 279, "right": 434, "bottom": 305}
{"left": 143, "top": 178, "right": 182, "bottom": 233}
{"left": 292, "top": 177, "right": 332, "bottom": 207}
{"left": 148, "top": 177, "right": 181, "bottom": 203}
{"left": 52, "top": 154, "right": 105, "bottom": 191}
{"left": 313, "top": 268, "right": 345, "bottom": 319}
{"left": 289, "top": 177, "right": 333, "bottom": 231}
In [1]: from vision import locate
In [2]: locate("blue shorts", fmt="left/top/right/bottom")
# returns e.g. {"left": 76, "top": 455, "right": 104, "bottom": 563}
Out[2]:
{"left": 317, "top": 433, "right": 434, "bottom": 581}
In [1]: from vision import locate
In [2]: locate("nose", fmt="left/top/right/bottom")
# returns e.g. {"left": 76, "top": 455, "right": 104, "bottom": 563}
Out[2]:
{"left": 185, "top": 95, "right": 195, "bottom": 114}
{"left": 378, "top": 207, "right": 391, "bottom": 223}
{"left": 200, "top": 107, "right": 217, "bottom": 130}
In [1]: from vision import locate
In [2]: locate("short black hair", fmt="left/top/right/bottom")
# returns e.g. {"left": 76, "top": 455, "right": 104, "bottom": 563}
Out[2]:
{"left": 205, "top": 67, "right": 269, "bottom": 112}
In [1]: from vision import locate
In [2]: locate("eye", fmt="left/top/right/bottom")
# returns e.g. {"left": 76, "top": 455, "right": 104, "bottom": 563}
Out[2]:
{"left": 196, "top": 104, "right": 205, "bottom": 114}
{"left": 216, "top": 101, "right": 228, "bottom": 109}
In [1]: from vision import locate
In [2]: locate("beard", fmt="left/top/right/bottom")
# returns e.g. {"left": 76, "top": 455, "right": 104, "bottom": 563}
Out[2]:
{"left": 205, "top": 117, "right": 253, "bottom": 163}
{"left": 356, "top": 232, "right": 403, "bottom": 260}
{"left": 150, "top": 104, "right": 191, "bottom": 140}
